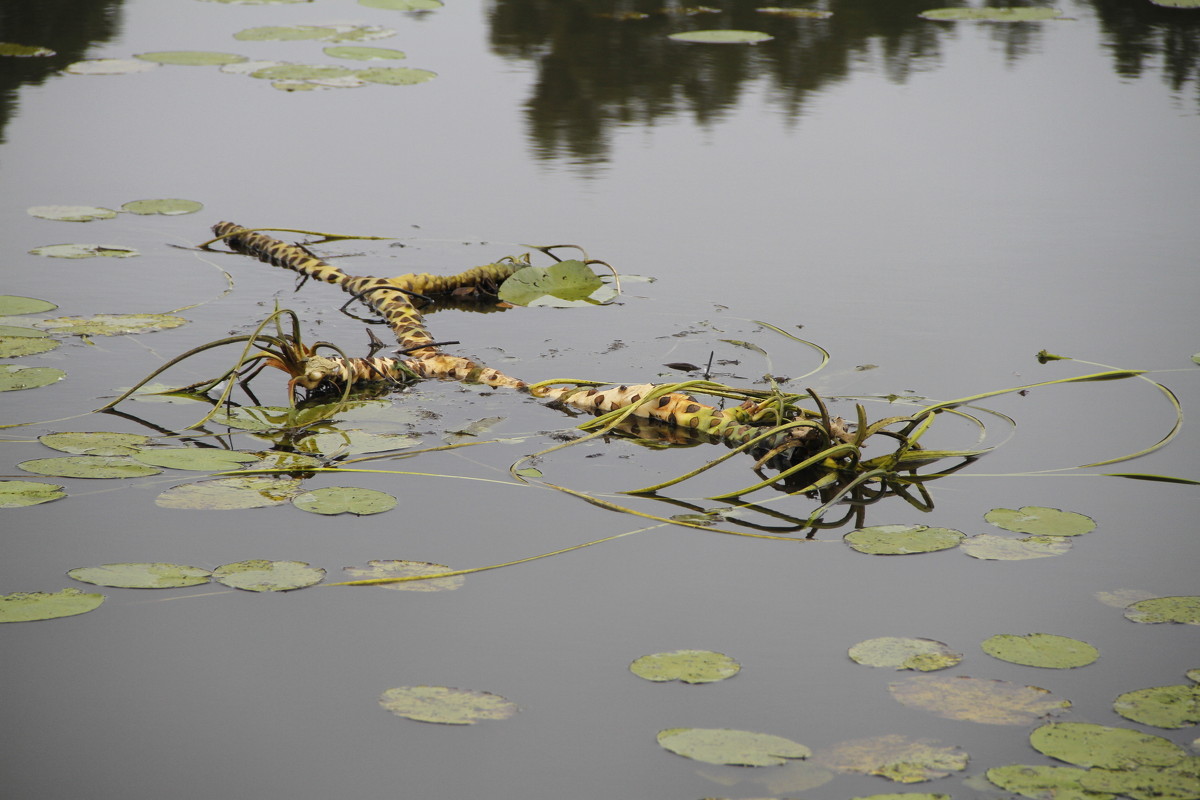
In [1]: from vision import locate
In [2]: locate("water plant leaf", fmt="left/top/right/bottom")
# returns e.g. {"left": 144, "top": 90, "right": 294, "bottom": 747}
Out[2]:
{"left": 0, "top": 364, "right": 65, "bottom": 392}
{"left": 984, "top": 506, "right": 1096, "bottom": 537}
{"left": 1124, "top": 596, "right": 1200, "bottom": 625}
{"left": 359, "top": 0, "right": 444, "bottom": 9}
{"left": 28, "top": 243, "right": 139, "bottom": 258}
{"left": 155, "top": 476, "right": 302, "bottom": 509}
{"left": 668, "top": 29, "right": 775, "bottom": 43}
{"left": 291, "top": 486, "right": 397, "bottom": 515}
{"left": 355, "top": 66, "right": 437, "bottom": 85}
{"left": 0, "top": 335, "right": 59, "bottom": 357}
{"left": 847, "top": 637, "right": 963, "bottom": 671}
{"left": 18, "top": 455, "right": 161, "bottom": 479}
{"left": 1029, "top": 722, "right": 1187, "bottom": 769}
{"left": 986, "top": 764, "right": 1116, "bottom": 800}
{"left": 0, "top": 480, "right": 65, "bottom": 508}
{"left": 250, "top": 64, "right": 356, "bottom": 81}
{"left": 247, "top": 451, "right": 324, "bottom": 472}
{"left": 629, "top": 649, "right": 741, "bottom": 683}
{"left": 0, "top": 42, "right": 56, "bottom": 57}
{"left": 1113, "top": 684, "right": 1200, "bottom": 728}
{"left": 1080, "top": 759, "right": 1200, "bottom": 800}
{"left": 919, "top": 7, "right": 1065, "bottom": 21}
{"left": 960, "top": 533, "right": 1072, "bottom": 560}
{"left": 234, "top": 24, "right": 395, "bottom": 43}
{"left": 444, "top": 416, "right": 505, "bottom": 441}
{"left": 67, "top": 563, "right": 212, "bottom": 589}
{"left": 324, "top": 45, "right": 406, "bottom": 60}
{"left": 36, "top": 313, "right": 187, "bottom": 336}
{"left": 812, "top": 734, "right": 969, "bottom": 783}
{"left": 342, "top": 561, "right": 464, "bottom": 591}
{"left": 208, "top": 406, "right": 293, "bottom": 430}
{"left": 848, "top": 795, "right": 951, "bottom": 800}
{"left": 0, "top": 588, "right": 105, "bottom": 623}
{"left": 212, "top": 559, "right": 325, "bottom": 591}
{"left": 498, "top": 260, "right": 604, "bottom": 306}
{"left": 294, "top": 429, "right": 420, "bottom": 456}
{"left": 131, "top": 447, "right": 260, "bottom": 471}
{"left": 656, "top": 727, "right": 810, "bottom": 766}
{"left": 379, "top": 686, "right": 518, "bottom": 724}
{"left": 27, "top": 205, "right": 117, "bottom": 222}
{"left": 1151, "top": 0, "right": 1200, "bottom": 6}
{"left": 120, "top": 198, "right": 204, "bottom": 215}
{"left": 981, "top": 633, "right": 1099, "bottom": 669}
{"left": 757, "top": 7, "right": 834, "bottom": 18}
{"left": 844, "top": 525, "right": 965, "bottom": 555}
{"left": 135, "top": 51, "right": 247, "bottom": 66}
{"left": 65, "top": 58, "right": 158, "bottom": 75}
{"left": 40, "top": 431, "right": 151, "bottom": 456}
{"left": 1095, "top": 588, "right": 1157, "bottom": 608}
{"left": 889, "top": 675, "right": 1071, "bottom": 725}
{"left": 0, "top": 295, "right": 57, "bottom": 315}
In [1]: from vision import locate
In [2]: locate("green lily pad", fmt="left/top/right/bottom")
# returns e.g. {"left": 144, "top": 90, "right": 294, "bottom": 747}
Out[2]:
{"left": 657, "top": 727, "right": 810, "bottom": 766}
{"left": 1029, "top": 722, "right": 1187, "bottom": 769}
{"left": 291, "top": 486, "right": 397, "bottom": 515}
{"left": 1080, "top": 758, "right": 1200, "bottom": 800}
{"left": 668, "top": 29, "right": 775, "bottom": 43}
{"left": 234, "top": 24, "right": 395, "bottom": 43}
{"left": 68, "top": 563, "right": 212, "bottom": 589}
{"left": 1124, "top": 596, "right": 1200, "bottom": 625}
{"left": 849, "top": 795, "right": 951, "bottom": 800}
{"left": 40, "top": 431, "right": 152, "bottom": 456}
{"left": 342, "top": 560, "right": 464, "bottom": 591}
{"left": 131, "top": 447, "right": 260, "bottom": 471}
{"left": 0, "top": 588, "right": 105, "bottom": 623}
{"left": 64, "top": 58, "right": 158, "bottom": 75}
{"left": 36, "top": 313, "right": 187, "bottom": 336}
{"left": 293, "top": 429, "right": 420, "bottom": 456}
{"left": 629, "top": 649, "right": 742, "bottom": 683}
{"left": 1113, "top": 684, "right": 1200, "bottom": 729}
{"left": 757, "top": 7, "right": 834, "bottom": 18}
{"left": 212, "top": 560, "right": 325, "bottom": 591}
{"left": 19, "top": 455, "right": 161, "bottom": 479}
{"left": 890, "top": 675, "right": 1071, "bottom": 725}
{"left": 985, "top": 506, "right": 1096, "bottom": 536}
{"left": 813, "top": 734, "right": 969, "bottom": 783}
{"left": 919, "top": 7, "right": 1065, "bottom": 21}
{"left": 498, "top": 260, "right": 605, "bottom": 306}
{"left": 844, "top": 525, "right": 966, "bottom": 555}
{"left": 0, "top": 336, "right": 59, "bottom": 357}
{"left": 981, "top": 633, "right": 1099, "bottom": 669}
{"left": 847, "top": 637, "right": 963, "bottom": 671}
{"left": 155, "top": 476, "right": 302, "bottom": 509}
{"left": 986, "top": 764, "right": 1116, "bottom": 800}
{"left": 245, "top": 451, "right": 324, "bottom": 472}
{"left": 0, "top": 325, "right": 48, "bottom": 338}
{"left": 0, "top": 295, "right": 57, "bottom": 315}
{"left": 324, "top": 45, "right": 407, "bottom": 60}
{"left": 28, "top": 243, "right": 139, "bottom": 258}
{"left": 135, "top": 51, "right": 247, "bottom": 66}
{"left": 960, "top": 533, "right": 1072, "bottom": 560}
{"left": 120, "top": 198, "right": 204, "bottom": 215}
{"left": 0, "top": 42, "right": 56, "bottom": 57}
{"left": 0, "top": 480, "right": 66, "bottom": 508}
{"left": 0, "top": 364, "right": 65, "bottom": 392}
{"left": 1151, "top": 0, "right": 1200, "bottom": 6}
{"left": 359, "top": 0, "right": 444, "bottom": 9}
{"left": 27, "top": 205, "right": 117, "bottom": 222}
{"left": 250, "top": 64, "right": 355, "bottom": 81}
{"left": 197, "top": 0, "right": 310, "bottom": 4}
{"left": 379, "top": 686, "right": 518, "bottom": 724}
{"left": 1096, "top": 588, "right": 1158, "bottom": 608}
{"left": 355, "top": 66, "right": 437, "bottom": 85}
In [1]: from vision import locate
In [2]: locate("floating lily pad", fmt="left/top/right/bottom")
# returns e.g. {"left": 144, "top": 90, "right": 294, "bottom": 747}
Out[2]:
{"left": 813, "top": 734, "right": 969, "bottom": 783}
{"left": 120, "top": 198, "right": 204, "bottom": 215}
{"left": 0, "top": 335, "right": 59, "bottom": 358}
{"left": 848, "top": 637, "right": 963, "bottom": 672}
{"left": 293, "top": 429, "right": 420, "bottom": 456}
{"left": 131, "top": 447, "right": 260, "bottom": 471}
{"left": 40, "top": 431, "right": 151, "bottom": 456}
{"left": 324, "top": 45, "right": 407, "bottom": 60}
{"left": 498, "top": 260, "right": 605, "bottom": 306}
{"left": 849, "top": 795, "right": 951, "bottom": 800}
{"left": 630, "top": 649, "right": 741, "bottom": 683}
{"left": 0, "top": 588, "right": 104, "bottom": 623}
{"left": 0, "top": 480, "right": 66, "bottom": 508}
{"left": 0, "top": 295, "right": 57, "bottom": 316}
{"left": 155, "top": 476, "right": 302, "bottom": 509}
{"left": 379, "top": 686, "right": 518, "bottom": 724}
{"left": 0, "top": 42, "right": 56, "bottom": 57}
{"left": 890, "top": 675, "right": 1071, "bottom": 725}
{"left": 234, "top": 24, "right": 395, "bottom": 43}
{"left": 197, "top": 0, "right": 310, "bottom": 4}
{"left": 757, "top": 7, "right": 833, "bottom": 17}
{"left": 657, "top": 727, "right": 810, "bottom": 766}
{"left": 919, "top": 7, "right": 1065, "bottom": 21}
{"left": 250, "top": 64, "right": 355, "bottom": 81}
{"left": 986, "top": 764, "right": 1116, "bottom": 800}
{"left": 19, "top": 455, "right": 161, "bottom": 479}
{"left": 985, "top": 506, "right": 1096, "bottom": 536}
{"left": 981, "top": 633, "right": 1099, "bottom": 669}
{"left": 1113, "top": 684, "right": 1200, "bottom": 729}
{"left": 292, "top": 486, "right": 397, "bottom": 515}
{"left": 64, "top": 58, "right": 158, "bottom": 75}
{"left": 1124, "top": 596, "right": 1200, "bottom": 625}
{"left": 1029, "top": 722, "right": 1187, "bottom": 769}
{"left": 1150, "top": 0, "right": 1200, "bottom": 6}
{"left": 0, "top": 324, "right": 48, "bottom": 338}
{"left": 68, "top": 563, "right": 212, "bottom": 589}
{"left": 0, "top": 364, "right": 65, "bottom": 392}
{"left": 135, "top": 51, "right": 247, "bottom": 66}
{"left": 28, "top": 243, "right": 139, "bottom": 258}
{"left": 1080, "top": 758, "right": 1200, "bottom": 800}
{"left": 960, "top": 533, "right": 1072, "bottom": 560}
{"left": 668, "top": 29, "right": 775, "bottom": 43}
{"left": 844, "top": 525, "right": 965, "bottom": 555}
{"left": 342, "top": 560, "right": 464, "bottom": 591}
{"left": 37, "top": 313, "right": 187, "bottom": 336}
{"left": 27, "top": 205, "right": 117, "bottom": 222}
{"left": 359, "top": 0, "right": 444, "bottom": 9}
{"left": 246, "top": 451, "right": 324, "bottom": 472}
{"left": 355, "top": 66, "right": 437, "bottom": 85}
{"left": 212, "top": 559, "right": 324, "bottom": 591}
{"left": 1096, "top": 588, "right": 1158, "bottom": 608}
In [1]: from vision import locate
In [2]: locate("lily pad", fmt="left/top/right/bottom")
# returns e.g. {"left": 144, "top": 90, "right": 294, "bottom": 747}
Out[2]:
{"left": 324, "top": 45, "right": 407, "bottom": 60}
{"left": 64, "top": 58, "right": 158, "bottom": 75}
{"left": 498, "top": 260, "right": 605, "bottom": 306}
{"left": 292, "top": 486, "right": 397, "bottom": 515}
{"left": 668, "top": 29, "right": 775, "bottom": 43}
{"left": 120, "top": 198, "right": 204, "bottom": 215}
{"left": 960, "top": 533, "right": 1072, "bottom": 560}
{"left": 0, "top": 295, "right": 57, "bottom": 315}
{"left": 36, "top": 313, "right": 187, "bottom": 336}
{"left": 40, "top": 431, "right": 151, "bottom": 456}
{"left": 0, "top": 364, "right": 65, "bottom": 392}
{"left": 27, "top": 205, "right": 117, "bottom": 222}
{"left": 1113, "top": 684, "right": 1200, "bottom": 729}
{"left": 847, "top": 637, "right": 963, "bottom": 671}
{"left": 212, "top": 559, "right": 325, "bottom": 591}
{"left": 234, "top": 24, "right": 395, "bottom": 43}
{"left": 246, "top": 451, "right": 324, "bottom": 472}
{"left": 0, "top": 588, "right": 104, "bottom": 623}
{"left": 986, "top": 764, "right": 1116, "bottom": 800}
{"left": 28, "top": 243, "right": 139, "bottom": 258}
{"left": 981, "top": 633, "right": 1099, "bottom": 669}
{"left": 844, "top": 525, "right": 966, "bottom": 555}
{"left": 1151, "top": 0, "right": 1200, "bottom": 6}
{"left": 155, "top": 476, "right": 302, "bottom": 509}
{"left": 657, "top": 727, "right": 810, "bottom": 766}
{"left": 0, "top": 335, "right": 59, "bottom": 358}
{"left": 757, "top": 7, "right": 833, "bottom": 18}
{"left": 68, "top": 563, "right": 212, "bottom": 589}
{"left": 0, "top": 480, "right": 66, "bottom": 508}
{"left": 354, "top": 66, "right": 437, "bottom": 85}
{"left": 813, "top": 734, "right": 969, "bottom": 783}
{"left": 919, "top": 7, "right": 1065, "bottom": 22}
{"left": 293, "top": 429, "right": 420, "bottom": 456}
{"left": 359, "top": 0, "right": 444, "bottom": 9}
{"left": 18, "top": 455, "right": 161, "bottom": 479}
{"left": 135, "top": 51, "right": 247, "bottom": 66}
{"left": 0, "top": 42, "right": 56, "bottom": 57}
{"left": 342, "top": 560, "right": 464, "bottom": 591}
{"left": 1124, "top": 596, "right": 1200, "bottom": 625}
{"left": 131, "top": 447, "right": 260, "bottom": 471}
{"left": 985, "top": 506, "right": 1096, "bottom": 537}
{"left": 1029, "top": 722, "right": 1187, "bottom": 769}
{"left": 1080, "top": 758, "right": 1200, "bottom": 800}
{"left": 379, "top": 686, "right": 518, "bottom": 724}
{"left": 889, "top": 675, "right": 1071, "bottom": 725}
{"left": 630, "top": 649, "right": 742, "bottom": 683}
{"left": 249, "top": 64, "right": 355, "bottom": 81}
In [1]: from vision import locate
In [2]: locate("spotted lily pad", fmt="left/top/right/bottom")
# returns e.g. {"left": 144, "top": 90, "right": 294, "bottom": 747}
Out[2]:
{"left": 1029, "top": 722, "right": 1187, "bottom": 769}
{"left": 342, "top": 560, "right": 464, "bottom": 591}
{"left": 985, "top": 506, "right": 1096, "bottom": 536}
{"left": 498, "top": 261, "right": 605, "bottom": 306}
{"left": 919, "top": 7, "right": 1065, "bottom": 21}
{"left": 120, "top": 198, "right": 204, "bottom": 215}
{"left": 379, "top": 686, "right": 518, "bottom": 724}
{"left": 960, "top": 533, "right": 1072, "bottom": 560}
{"left": 0, "top": 334, "right": 59, "bottom": 358}
{"left": 135, "top": 51, "right": 247, "bottom": 66}
{"left": 813, "top": 734, "right": 969, "bottom": 783}
{"left": 40, "top": 431, "right": 151, "bottom": 456}
{"left": 19, "top": 455, "right": 161, "bottom": 479}
{"left": 213, "top": 560, "right": 324, "bottom": 592}
{"left": 0, "top": 480, "right": 66, "bottom": 508}
{"left": 0, "top": 588, "right": 105, "bottom": 622}
{"left": 64, "top": 58, "right": 158, "bottom": 75}
{"left": 1113, "top": 684, "right": 1200, "bottom": 729}
{"left": 68, "top": 563, "right": 212, "bottom": 589}
{"left": 889, "top": 675, "right": 1071, "bottom": 725}
{"left": 657, "top": 727, "right": 810, "bottom": 766}
{"left": 668, "top": 29, "right": 775, "bottom": 43}
{"left": 1150, "top": 0, "right": 1200, "bottom": 6}
{"left": 131, "top": 447, "right": 260, "bottom": 471}
{"left": 250, "top": 64, "right": 356, "bottom": 81}
{"left": 844, "top": 525, "right": 966, "bottom": 554}
{"left": 291, "top": 486, "right": 397, "bottom": 515}
{"left": 1124, "top": 596, "right": 1200, "bottom": 625}
{"left": 355, "top": 66, "right": 437, "bottom": 85}
{"left": 1080, "top": 758, "right": 1200, "bottom": 800}
{"left": 324, "top": 45, "right": 406, "bottom": 60}
{"left": 630, "top": 649, "right": 742, "bottom": 683}
{"left": 155, "top": 476, "right": 302, "bottom": 509}
{"left": 0, "top": 295, "right": 57, "bottom": 315}
{"left": 27, "top": 205, "right": 117, "bottom": 222}
{"left": 0, "top": 364, "right": 65, "bottom": 392}
{"left": 234, "top": 24, "right": 395, "bottom": 43}
{"left": 981, "top": 633, "right": 1099, "bottom": 669}
{"left": 848, "top": 637, "right": 963, "bottom": 672}
{"left": 293, "top": 429, "right": 420, "bottom": 456}
{"left": 28, "top": 243, "right": 139, "bottom": 258}
{"left": 37, "top": 313, "right": 187, "bottom": 336}
{"left": 986, "top": 764, "right": 1116, "bottom": 800}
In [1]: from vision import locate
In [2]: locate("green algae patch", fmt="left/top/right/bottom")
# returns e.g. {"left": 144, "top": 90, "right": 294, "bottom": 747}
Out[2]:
{"left": 890, "top": 675, "right": 1071, "bottom": 725}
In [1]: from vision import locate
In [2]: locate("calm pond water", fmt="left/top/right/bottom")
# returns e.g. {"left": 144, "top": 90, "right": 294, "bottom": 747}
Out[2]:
{"left": 2, "top": 1, "right": 1198, "bottom": 798}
